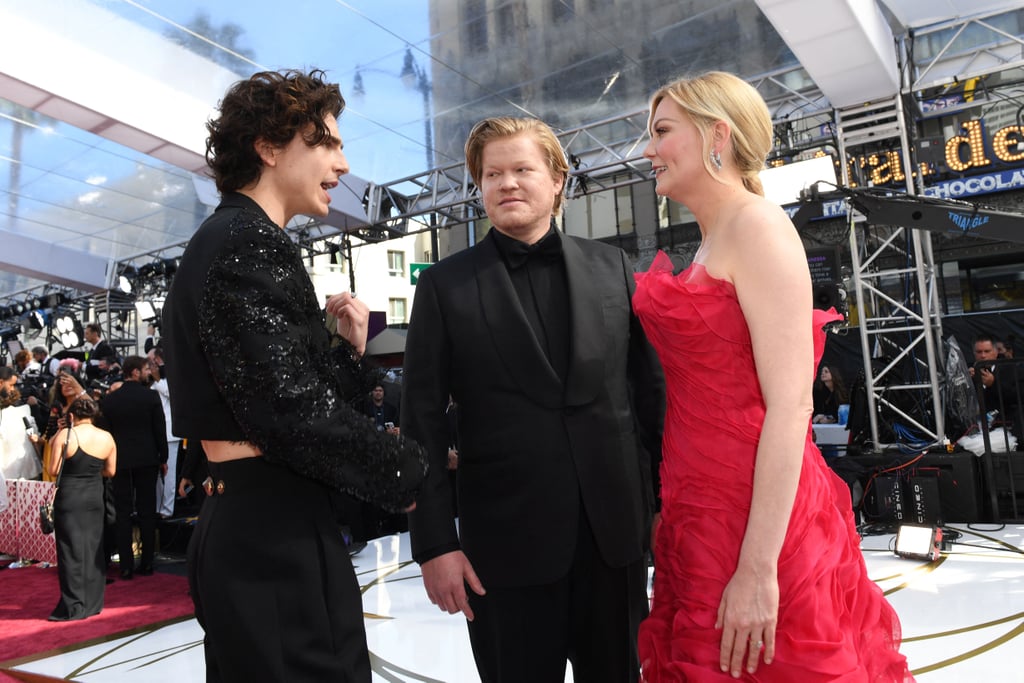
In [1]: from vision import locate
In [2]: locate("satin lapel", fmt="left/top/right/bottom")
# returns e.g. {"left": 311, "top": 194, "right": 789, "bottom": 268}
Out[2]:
{"left": 561, "top": 235, "right": 604, "bottom": 405}
{"left": 474, "top": 233, "right": 563, "bottom": 408}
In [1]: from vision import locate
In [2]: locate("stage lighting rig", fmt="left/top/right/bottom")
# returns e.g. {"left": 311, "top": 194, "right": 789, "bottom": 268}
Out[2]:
{"left": 55, "top": 313, "right": 84, "bottom": 349}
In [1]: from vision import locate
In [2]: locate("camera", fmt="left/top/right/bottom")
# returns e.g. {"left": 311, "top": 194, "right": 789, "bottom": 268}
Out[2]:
{"left": 88, "top": 378, "right": 112, "bottom": 396}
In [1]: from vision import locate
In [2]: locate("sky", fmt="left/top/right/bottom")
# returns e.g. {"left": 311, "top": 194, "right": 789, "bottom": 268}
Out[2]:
{"left": 105, "top": 0, "right": 438, "bottom": 184}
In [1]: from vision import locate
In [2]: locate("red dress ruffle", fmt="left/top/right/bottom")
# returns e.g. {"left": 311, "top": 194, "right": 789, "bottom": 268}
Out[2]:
{"left": 632, "top": 252, "right": 913, "bottom": 682}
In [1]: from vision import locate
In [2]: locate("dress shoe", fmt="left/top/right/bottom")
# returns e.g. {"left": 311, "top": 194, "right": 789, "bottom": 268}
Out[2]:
{"left": 136, "top": 565, "right": 154, "bottom": 577}
{"left": 119, "top": 569, "right": 133, "bottom": 580}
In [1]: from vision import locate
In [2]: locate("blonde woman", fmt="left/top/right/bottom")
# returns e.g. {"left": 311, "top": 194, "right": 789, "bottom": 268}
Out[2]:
{"left": 633, "top": 72, "right": 913, "bottom": 681}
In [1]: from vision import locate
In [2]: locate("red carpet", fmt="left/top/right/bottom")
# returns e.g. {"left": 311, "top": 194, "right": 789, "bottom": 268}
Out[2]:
{"left": 0, "top": 565, "right": 194, "bottom": 664}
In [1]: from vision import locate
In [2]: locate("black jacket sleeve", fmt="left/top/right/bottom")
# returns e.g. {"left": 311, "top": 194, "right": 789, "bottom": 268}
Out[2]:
{"left": 197, "top": 220, "right": 427, "bottom": 512}
{"left": 622, "top": 250, "right": 666, "bottom": 514}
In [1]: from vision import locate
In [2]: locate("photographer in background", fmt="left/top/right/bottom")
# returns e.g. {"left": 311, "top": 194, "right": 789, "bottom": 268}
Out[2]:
{"left": 32, "top": 346, "right": 61, "bottom": 378}
{"left": 17, "top": 366, "right": 53, "bottom": 434}
{"left": 13, "top": 349, "right": 34, "bottom": 375}
{"left": 972, "top": 333, "right": 1023, "bottom": 442}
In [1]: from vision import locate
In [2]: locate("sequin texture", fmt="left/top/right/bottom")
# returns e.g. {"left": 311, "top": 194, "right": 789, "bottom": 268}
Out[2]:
{"left": 195, "top": 208, "right": 427, "bottom": 512}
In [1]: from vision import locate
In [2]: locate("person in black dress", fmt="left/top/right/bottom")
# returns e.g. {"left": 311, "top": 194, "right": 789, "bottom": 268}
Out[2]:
{"left": 48, "top": 397, "right": 116, "bottom": 621}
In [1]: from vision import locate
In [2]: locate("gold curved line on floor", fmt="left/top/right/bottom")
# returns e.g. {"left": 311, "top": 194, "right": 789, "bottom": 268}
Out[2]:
{"left": 363, "top": 612, "right": 394, "bottom": 620}
{"left": 355, "top": 559, "right": 418, "bottom": 578}
{"left": 360, "top": 561, "right": 419, "bottom": 620}
{"left": 956, "top": 528, "right": 1024, "bottom": 555}
{"left": 369, "top": 651, "right": 447, "bottom": 683}
{"left": 0, "top": 614, "right": 195, "bottom": 668}
{"left": 910, "top": 618, "right": 1024, "bottom": 675}
{"left": 70, "top": 639, "right": 203, "bottom": 677}
{"left": 903, "top": 610, "right": 1024, "bottom": 642}
{"left": 881, "top": 555, "right": 946, "bottom": 595}
{"left": 359, "top": 562, "right": 409, "bottom": 594}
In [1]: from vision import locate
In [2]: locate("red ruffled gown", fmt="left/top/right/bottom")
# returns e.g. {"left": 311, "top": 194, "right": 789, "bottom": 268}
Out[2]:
{"left": 632, "top": 252, "right": 914, "bottom": 682}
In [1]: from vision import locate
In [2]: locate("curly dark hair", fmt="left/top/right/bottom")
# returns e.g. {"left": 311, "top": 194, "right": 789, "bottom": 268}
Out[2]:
{"left": 205, "top": 69, "right": 345, "bottom": 194}
{"left": 67, "top": 396, "right": 101, "bottom": 420}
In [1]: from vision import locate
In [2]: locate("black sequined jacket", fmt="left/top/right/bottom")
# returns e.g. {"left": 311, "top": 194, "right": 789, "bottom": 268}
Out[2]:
{"left": 162, "top": 193, "right": 426, "bottom": 511}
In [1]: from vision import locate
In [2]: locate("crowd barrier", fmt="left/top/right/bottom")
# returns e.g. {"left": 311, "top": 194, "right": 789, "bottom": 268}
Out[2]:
{"left": 0, "top": 479, "right": 58, "bottom": 565}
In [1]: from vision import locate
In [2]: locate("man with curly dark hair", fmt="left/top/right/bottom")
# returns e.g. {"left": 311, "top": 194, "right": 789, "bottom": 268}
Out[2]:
{"left": 162, "top": 69, "right": 427, "bottom": 682}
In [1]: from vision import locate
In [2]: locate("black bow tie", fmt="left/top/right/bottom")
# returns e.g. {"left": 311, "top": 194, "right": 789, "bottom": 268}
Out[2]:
{"left": 503, "top": 231, "right": 563, "bottom": 269}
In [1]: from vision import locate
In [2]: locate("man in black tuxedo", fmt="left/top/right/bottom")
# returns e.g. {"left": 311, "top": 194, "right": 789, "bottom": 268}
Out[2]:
{"left": 84, "top": 322, "right": 116, "bottom": 381}
{"left": 402, "top": 117, "right": 665, "bottom": 682}
{"left": 99, "top": 355, "right": 168, "bottom": 578}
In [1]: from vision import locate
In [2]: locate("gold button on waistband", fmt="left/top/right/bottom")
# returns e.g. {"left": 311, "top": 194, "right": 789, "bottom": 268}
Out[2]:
{"left": 215, "top": 480, "right": 225, "bottom": 495}
{"left": 202, "top": 477, "right": 213, "bottom": 496}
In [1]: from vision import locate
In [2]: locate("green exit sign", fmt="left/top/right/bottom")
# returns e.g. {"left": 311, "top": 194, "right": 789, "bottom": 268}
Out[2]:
{"left": 410, "top": 262, "right": 431, "bottom": 285}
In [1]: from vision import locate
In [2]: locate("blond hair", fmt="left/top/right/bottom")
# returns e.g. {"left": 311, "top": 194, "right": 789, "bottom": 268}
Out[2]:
{"left": 650, "top": 71, "right": 772, "bottom": 196}
{"left": 464, "top": 117, "right": 569, "bottom": 215}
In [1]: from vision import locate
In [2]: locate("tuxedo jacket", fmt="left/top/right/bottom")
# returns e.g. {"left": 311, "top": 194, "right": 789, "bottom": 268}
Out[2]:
{"left": 86, "top": 339, "right": 115, "bottom": 379}
{"left": 99, "top": 381, "right": 168, "bottom": 469}
{"left": 402, "top": 229, "right": 665, "bottom": 587}
{"left": 162, "top": 193, "right": 426, "bottom": 512}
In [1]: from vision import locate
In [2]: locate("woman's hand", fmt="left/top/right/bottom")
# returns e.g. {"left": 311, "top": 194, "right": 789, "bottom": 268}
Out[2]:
{"left": 715, "top": 565, "right": 779, "bottom": 677}
{"left": 59, "top": 373, "right": 87, "bottom": 398}
{"left": 326, "top": 292, "right": 369, "bottom": 356}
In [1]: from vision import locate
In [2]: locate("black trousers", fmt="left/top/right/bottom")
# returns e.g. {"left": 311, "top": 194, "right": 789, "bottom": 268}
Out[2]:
{"left": 466, "top": 511, "right": 649, "bottom": 683}
{"left": 188, "top": 458, "right": 369, "bottom": 683}
{"left": 113, "top": 464, "right": 159, "bottom": 571}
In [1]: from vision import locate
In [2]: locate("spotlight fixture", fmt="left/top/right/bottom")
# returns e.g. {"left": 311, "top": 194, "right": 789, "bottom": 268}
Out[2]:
{"left": 55, "top": 314, "right": 84, "bottom": 349}
{"left": 28, "top": 310, "right": 45, "bottom": 330}
{"left": 45, "top": 292, "right": 68, "bottom": 308}
{"left": 135, "top": 300, "right": 158, "bottom": 320}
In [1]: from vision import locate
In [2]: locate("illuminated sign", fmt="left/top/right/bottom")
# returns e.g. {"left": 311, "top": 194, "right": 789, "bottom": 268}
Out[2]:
{"left": 924, "top": 168, "right": 1024, "bottom": 200}
{"left": 785, "top": 119, "right": 1024, "bottom": 189}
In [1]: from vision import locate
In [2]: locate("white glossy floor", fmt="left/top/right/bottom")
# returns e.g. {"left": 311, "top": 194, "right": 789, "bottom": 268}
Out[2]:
{"left": 3, "top": 524, "right": 1024, "bottom": 682}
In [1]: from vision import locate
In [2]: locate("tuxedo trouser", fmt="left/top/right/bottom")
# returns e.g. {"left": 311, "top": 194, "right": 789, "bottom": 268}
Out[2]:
{"left": 187, "top": 457, "right": 369, "bottom": 683}
{"left": 113, "top": 464, "right": 158, "bottom": 570}
{"left": 467, "top": 510, "right": 649, "bottom": 683}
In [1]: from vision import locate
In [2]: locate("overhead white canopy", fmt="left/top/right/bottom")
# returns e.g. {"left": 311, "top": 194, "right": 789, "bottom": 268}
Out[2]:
{"left": 881, "top": 0, "right": 1024, "bottom": 28}
{"left": 754, "top": 0, "right": 900, "bottom": 108}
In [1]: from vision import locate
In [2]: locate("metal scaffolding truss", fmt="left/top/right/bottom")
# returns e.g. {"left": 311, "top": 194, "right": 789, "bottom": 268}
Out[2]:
{"left": 359, "top": 63, "right": 827, "bottom": 236}
{"left": 836, "top": 96, "right": 945, "bottom": 449}
{"left": 836, "top": 11, "right": 1024, "bottom": 450}
{"left": 907, "top": 7, "right": 1024, "bottom": 93}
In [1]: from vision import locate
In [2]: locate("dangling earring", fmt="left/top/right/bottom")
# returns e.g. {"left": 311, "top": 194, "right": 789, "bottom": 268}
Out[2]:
{"left": 709, "top": 149, "right": 723, "bottom": 171}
